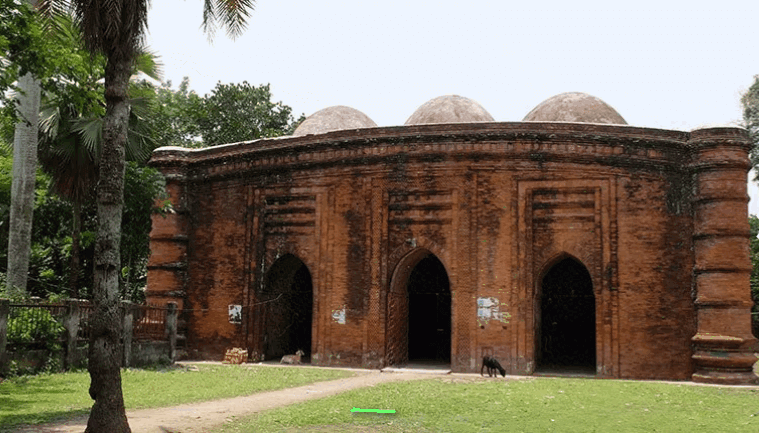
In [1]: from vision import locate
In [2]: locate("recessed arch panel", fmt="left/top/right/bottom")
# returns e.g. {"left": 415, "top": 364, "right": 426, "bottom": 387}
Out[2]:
{"left": 259, "top": 253, "right": 313, "bottom": 361}
{"left": 536, "top": 254, "right": 596, "bottom": 373}
{"left": 386, "top": 248, "right": 451, "bottom": 366}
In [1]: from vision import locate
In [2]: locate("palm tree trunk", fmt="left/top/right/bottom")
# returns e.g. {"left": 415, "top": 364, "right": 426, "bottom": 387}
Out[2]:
{"left": 86, "top": 50, "right": 132, "bottom": 433}
{"left": 7, "top": 71, "right": 40, "bottom": 297}
{"left": 69, "top": 199, "right": 81, "bottom": 299}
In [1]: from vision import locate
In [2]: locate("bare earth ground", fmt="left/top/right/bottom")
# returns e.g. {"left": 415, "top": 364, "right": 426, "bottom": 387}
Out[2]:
{"left": 12, "top": 363, "right": 460, "bottom": 433}
{"left": 13, "top": 362, "right": 759, "bottom": 433}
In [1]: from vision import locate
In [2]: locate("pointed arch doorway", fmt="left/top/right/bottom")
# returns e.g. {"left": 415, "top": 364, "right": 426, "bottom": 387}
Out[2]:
{"left": 386, "top": 249, "right": 451, "bottom": 367}
{"left": 260, "top": 254, "right": 313, "bottom": 362}
{"left": 536, "top": 256, "right": 596, "bottom": 374}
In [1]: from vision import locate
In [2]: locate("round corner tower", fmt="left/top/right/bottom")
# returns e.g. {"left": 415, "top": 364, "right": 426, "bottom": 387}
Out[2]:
{"left": 689, "top": 126, "right": 758, "bottom": 385}
{"left": 146, "top": 147, "right": 191, "bottom": 311}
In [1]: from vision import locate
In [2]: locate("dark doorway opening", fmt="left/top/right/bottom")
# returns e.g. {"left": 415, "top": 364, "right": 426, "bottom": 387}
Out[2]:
{"left": 261, "top": 254, "right": 313, "bottom": 362}
{"left": 537, "top": 257, "right": 595, "bottom": 374}
{"left": 407, "top": 254, "right": 451, "bottom": 363}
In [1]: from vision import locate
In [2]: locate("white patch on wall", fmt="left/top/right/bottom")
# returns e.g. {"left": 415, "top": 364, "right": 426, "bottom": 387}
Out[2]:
{"left": 228, "top": 304, "right": 242, "bottom": 324}
{"left": 332, "top": 305, "right": 346, "bottom": 324}
{"left": 477, "top": 297, "right": 510, "bottom": 327}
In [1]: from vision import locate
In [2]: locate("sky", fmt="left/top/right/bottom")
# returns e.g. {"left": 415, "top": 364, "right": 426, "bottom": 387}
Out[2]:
{"left": 144, "top": 1, "right": 759, "bottom": 214}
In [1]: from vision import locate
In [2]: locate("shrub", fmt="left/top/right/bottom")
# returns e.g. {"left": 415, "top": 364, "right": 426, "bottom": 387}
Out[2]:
{"left": 7, "top": 307, "right": 65, "bottom": 351}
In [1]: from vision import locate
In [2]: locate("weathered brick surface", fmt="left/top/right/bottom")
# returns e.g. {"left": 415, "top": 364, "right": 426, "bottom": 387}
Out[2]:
{"left": 147, "top": 122, "right": 758, "bottom": 383}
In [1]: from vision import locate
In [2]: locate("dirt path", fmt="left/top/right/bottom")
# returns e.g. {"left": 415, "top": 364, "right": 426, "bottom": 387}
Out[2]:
{"left": 13, "top": 367, "right": 444, "bottom": 433}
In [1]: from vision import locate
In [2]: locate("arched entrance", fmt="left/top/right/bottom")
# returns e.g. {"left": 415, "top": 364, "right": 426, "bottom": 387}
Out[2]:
{"left": 260, "top": 254, "right": 313, "bottom": 362}
{"left": 387, "top": 250, "right": 451, "bottom": 366}
{"left": 536, "top": 256, "right": 596, "bottom": 373}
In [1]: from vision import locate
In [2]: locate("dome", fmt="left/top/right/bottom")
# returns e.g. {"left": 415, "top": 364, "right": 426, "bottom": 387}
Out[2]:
{"left": 292, "top": 106, "right": 377, "bottom": 136}
{"left": 523, "top": 92, "right": 627, "bottom": 125}
{"left": 405, "top": 95, "right": 494, "bottom": 125}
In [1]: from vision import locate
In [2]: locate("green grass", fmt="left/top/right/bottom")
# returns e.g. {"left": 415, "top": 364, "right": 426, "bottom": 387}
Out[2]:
{"left": 0, "top": 364, "right": 354, "bottom": 430}
{"left": 216, "top": 377, "right": 759, "bottom": 433}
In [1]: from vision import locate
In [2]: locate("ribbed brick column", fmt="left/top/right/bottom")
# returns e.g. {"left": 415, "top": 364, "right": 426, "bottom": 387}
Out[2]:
{"left": 146, "top": 147, "right": 190, "bottom": 310}
{"left": 689, "top": 127, "right": 758, "bottom": 385}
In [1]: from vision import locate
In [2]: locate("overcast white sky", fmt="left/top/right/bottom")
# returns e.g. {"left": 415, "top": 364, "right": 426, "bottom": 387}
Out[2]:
{"left": 145, "top": 1, "right": 759, "bottom": 214}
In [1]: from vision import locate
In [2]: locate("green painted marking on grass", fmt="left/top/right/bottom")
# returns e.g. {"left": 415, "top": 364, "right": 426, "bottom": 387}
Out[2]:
{"left": 351, "top": 407, "right": 396, "bottom": 414}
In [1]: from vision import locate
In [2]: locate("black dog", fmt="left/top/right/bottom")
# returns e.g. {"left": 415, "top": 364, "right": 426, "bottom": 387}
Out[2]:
{"left": 481, "top": 356, "right": 506, "bottom": 377}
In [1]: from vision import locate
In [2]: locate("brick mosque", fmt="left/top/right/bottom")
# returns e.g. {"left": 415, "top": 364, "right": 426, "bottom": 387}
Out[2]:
{"left": 146, "top": 92, "right": 758, "bottom": 385}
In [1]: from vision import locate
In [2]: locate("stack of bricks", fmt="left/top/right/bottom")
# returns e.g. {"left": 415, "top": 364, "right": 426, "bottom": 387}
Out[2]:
{"left": 222, "top": 348, "right": 248, "bottom": 364}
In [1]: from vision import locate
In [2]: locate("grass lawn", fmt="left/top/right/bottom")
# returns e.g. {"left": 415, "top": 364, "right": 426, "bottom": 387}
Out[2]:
{"left": 216, "top": 377, "right": 759, "bottom": 433}
{"left": 0, "top": 364, "right": 354, "bottom": 431}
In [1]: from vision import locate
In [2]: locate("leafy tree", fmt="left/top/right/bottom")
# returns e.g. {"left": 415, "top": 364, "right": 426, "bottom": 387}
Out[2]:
{"left": 36, "top": 1, "right": 255, "bottom": 430}
{"left": 149, "top": 77, "right": 204, "bottom": 148}
{"left": 30, "top": 188, "right": 91, "bottom": 298}
{"left": 197, "top": 81, "right": 303, "bottom": 146}
{"left": 749, "top": 216, "right": 759, "bottom": 338}
{"left": 741, "top": 75, "right": 759, "bottom": 179}
{"left": 0, "top": 150, "right": 13, "bottom": 271}
{"left": 121, "top": 162, "right": 169, "bottom": 302}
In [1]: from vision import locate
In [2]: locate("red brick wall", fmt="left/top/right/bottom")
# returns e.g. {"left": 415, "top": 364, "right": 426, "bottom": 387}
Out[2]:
{"left": 147, "top": 122, "right": 757, "bottom": 383}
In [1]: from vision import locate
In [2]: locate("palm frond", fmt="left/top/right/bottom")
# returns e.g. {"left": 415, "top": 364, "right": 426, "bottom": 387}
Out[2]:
{"left": 36, "top": 0, "right": 74, "bottom": 33}
{"left": 47, "top": 7, "right": 76, "bottom": 43}
{"left": 134, "top": 46, "right": 163, "bottom": 81}
{"left": 74, "top": 0, "right": 150, "bottom": 59}
{"left": 203, "top": 0, "right": 254, "bottom": 40}
{"left": 71, "top": 116, "right": 103, "bottom": 157}
{"left": 126, "top": 96, "right": 155, "bottom": 161}
{"left": 39, "top": 105, "right": 62, "bottom": 140}
{"left": 202, "top": 0, "right": 218, "bottom": 39}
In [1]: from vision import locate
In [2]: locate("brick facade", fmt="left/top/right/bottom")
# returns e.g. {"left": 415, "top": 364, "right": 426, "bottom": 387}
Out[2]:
{"left": 147, "top": 121, "right": 758, "bottom": 384}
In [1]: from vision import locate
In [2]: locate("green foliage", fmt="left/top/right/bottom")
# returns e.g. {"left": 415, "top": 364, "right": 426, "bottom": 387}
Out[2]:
{"left": 148, "top": 77, "right": 204, "bottom": 148}
{"left": 749, "top": 216, "right": 759, "bottom": 337}
{"left": 0, "top": 152, "right": 12, "bottom": 268}
{"left": 120, "top": 162, "right": 170, "bottom": 301}
{"left": 196, "top": 81, "right": 302, "bottom": 146}
{"left": 145, "top": 78, "right": 305, "bottom": 149}
{"left": 0, "top": 2, "right": 104, "bottom": 125}
{"left": 28, "top": 189, "right": 91, "bottom": 298}
{"left": 144, "top": 79, "right": 304, "bottom": 149}
{"left": 0, "top": 162, "right": 166, "bottom": 301}
{"left": 0, "top": 0, "right": 43, "bottom": 94}
{"left": 741, "top": 75, "right": 759, "bottom": 179}
{"left": 6, "top": 307, "right": 64, "bottom": 350}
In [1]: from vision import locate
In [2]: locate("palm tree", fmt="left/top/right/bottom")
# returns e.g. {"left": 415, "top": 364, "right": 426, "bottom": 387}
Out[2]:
{"left": 37, "top": 2, "right": 255, "bottom": 431}
{"left": 38, "top": 15, "right": 160, "bottom": 298}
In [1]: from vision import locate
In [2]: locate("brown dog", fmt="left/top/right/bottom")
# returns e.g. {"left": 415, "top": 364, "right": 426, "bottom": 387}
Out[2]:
{"left": 481, "top": 356, "right": 506, "bottom": 377}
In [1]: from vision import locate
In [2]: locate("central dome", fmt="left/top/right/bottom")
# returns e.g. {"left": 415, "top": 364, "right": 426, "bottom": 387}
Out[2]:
{"left": 292, "top": 106, "right": 377, "bottom": 136}
{"left": 405, "top": 95, "right": 494, "bottom": 125}
{"left": 523, "top": 92, "right": 627, "bottom": 125}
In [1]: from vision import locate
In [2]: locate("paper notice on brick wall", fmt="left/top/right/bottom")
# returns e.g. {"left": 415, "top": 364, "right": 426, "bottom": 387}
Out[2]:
{"left": 477, "top": 297, "right": 510, "bottom": 326}
{"left": 477, "top": 297, "right": 495, "bottom": 319}
{"left": 332, "top": 306, "right": 346, "bottom": 324}
{"left": 228, "top": 305, "right": 242, "bottom": 324}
